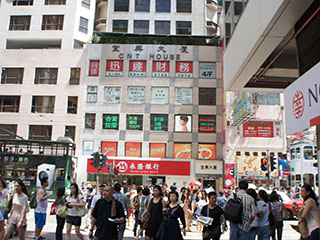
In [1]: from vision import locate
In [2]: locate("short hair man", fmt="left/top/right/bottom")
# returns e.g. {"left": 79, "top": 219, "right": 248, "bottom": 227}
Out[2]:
{"left": 113, "top": 183, "right": 128, "bottom": 240}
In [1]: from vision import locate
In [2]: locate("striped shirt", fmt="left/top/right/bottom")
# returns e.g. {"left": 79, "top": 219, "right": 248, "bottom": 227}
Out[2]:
{"left": 231, "top": 190, "right": 257, "bottom": 232}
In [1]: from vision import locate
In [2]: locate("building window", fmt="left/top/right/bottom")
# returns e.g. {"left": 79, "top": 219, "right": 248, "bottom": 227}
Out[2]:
{"left": 253, "top": 93, "right": 280, "bottom": 105}
{"left": 112, "top": 20, "right": 128, "bottom": 33}
{"left": 103, "top": 114, "right": 119, "bottom": 130}
{"left": 104, "top": 87, "right": 121, "bottom": 103}
{"left": 245, "top": 152, "right": 250, "bottom": 156}
{"left": 150, "top": 114, "right": 168, "bottom": 131}
{"left": 262, "top": 152, "right": 267, "bottom": 156}
{"left": 31, "top": 96, "right": 55, "bottom": 113}
{"left": 177, "top": 0, "right": 191, "bottom": 13}
{"left": 65, "top": 126, "right": 75, "bottom": 140}
{"left": 199, "top": 115, "right": 216, "bottom": 133}
{"left": 9, "top": 16, "right": 31, "bottom": 31}
{"left": 199, "top": 88, "right": 216, "bottom": 105}
{"left": 236, "top": 151, "right": 241, "bottom": 156}
{"left": 128, "top": 87, "right": 145, "bottom": 103}
{"left": 234, "top": 2, "right": 244, "bottom": 15}
{"left": 175, "top": 88, "right": 192, "bottom": 104}
{"left": 127, "top": 115, "right": 143, "bottom": 130}
{"left": 151, "top": 87, "right": 169, "bottom": 104}
{"left": 34, "top": 68, "right": 58, "bottom": 84}
{"left": 45, "top": 0, "right": 66, "bottom": 4}
{"left": 156, "top": 0, "right": 170, "bottom": 12}
{"left": 42, "top": 15, "right": 64, "bottom": 30}
{"left": 29, "top": 125, "right": 52, "bottom": 140}
{"left": 0, "top": 124, "right": 17, "bottom": 139}
{"left": 135, "top": 0, "right": 150, "bottom": 12}
{"left": 1, "top": 68, "right": 23, "bottom": 84}
{"left": 114, "top": 0, "right": 129, "bottom": 11}
{"left": 155, "top": 21, "right": 170, "bottom": 34}
{"left": 0, "top": 96, "right": 20, "bottom": 113}
{"left": 253, "top": 152, "right": 258, "bottom": 156}
{"left": 176, "top": 21, "right": 191, "bottom": 35}
{"left": 69, "top": 68, "right": 80, "bottom": 85}
{"left": 79, "top": 17, "right": 88, "bottom": 34}
{"left": 134, "top": 20, "right": 149, "bottom": 34}
{"left": 85, "top": 113, "right": 95, "bottom": 129}
{"left": 67, "top": 96, "right": 78, "bottom": 114}
{"left": 82, "top": 0, "right": 90, "bottom": 8}
{"left": 87, "top": 86, "right": 98, "bottom": 103}
{"left": 13, "top": 0, "right": 33, "bottom": 6}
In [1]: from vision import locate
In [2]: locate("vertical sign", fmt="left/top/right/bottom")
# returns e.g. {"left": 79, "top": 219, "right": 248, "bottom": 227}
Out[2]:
{"left": 125, "top": 142, "right": 142, "bottom": 157}
{"left": 199, "top": 62, "right": 216, "bottom": 78}
{"left": 101, "top": 142, "right": 117, "bottom": 156}
{"left": 102, "top": 114, "right": 119, "bottom": 130}
{"left": 152, "top": 61, "right": 170, "bottom": 77}
{"left": 199, "top": 115, "right": 216, "bottom": 132}
{"left": 129, "top": 60, "right": 146, "bottom": 77}
{"left": 127, "top": 115, "right": 143, "bottom": 130}
{"left": 150, "top": 114, "right": 168, "bottom": 131}
{"left": 150, "top": 143, "right": 166, "bottom": 158}
{"left": 176, "top": 61, "right": 193, "bottom": 78}
{"left": 89, "top": 60, "right": 99, "bottom": 76}
{"left": 225, "top": 164, "right": 235, "bottom": 188}
{"left": 106, "top": 60, "right": 123, "bottom": 76}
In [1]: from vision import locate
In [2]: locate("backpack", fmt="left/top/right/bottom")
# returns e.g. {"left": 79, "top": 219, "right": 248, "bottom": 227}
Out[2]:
{"left": 224, "top": 193, "right": 243, "bottom": 224}
{"left": 29, "top": 190, "right": 38, "bottom": 209}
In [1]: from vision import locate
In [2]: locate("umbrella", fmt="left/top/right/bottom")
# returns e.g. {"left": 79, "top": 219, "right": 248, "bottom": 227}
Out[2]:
{"left": 189, "top": 180, "right": 202, "bottom": 186}
{"left": 248, "top": 183, "right": 257, "bottom": 190}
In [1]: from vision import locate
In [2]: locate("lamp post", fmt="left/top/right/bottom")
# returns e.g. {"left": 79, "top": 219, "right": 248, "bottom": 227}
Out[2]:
{"left": 267, "top": 149, "right": 270, "bottom": 189}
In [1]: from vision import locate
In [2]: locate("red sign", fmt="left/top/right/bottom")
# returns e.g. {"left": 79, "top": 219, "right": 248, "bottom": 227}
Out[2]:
{"left": 150, "top": 143, "right": 166, "bottom": 158}
{"left": 87, "top": 159, "right": 190, "bottom": 176}
{"left": 101, "top": 142, "right": 117, "bottom": 156}
{"left": 129, "top": 60, "right": 146, "bottom": 77}
{"left": 152, "top": 61, "right": 169, "bottom": 77}
{"left": 292, "top": 90, "right": 304, "bottom": 119}
{"left": 125, "top": 142, "right": 141, "bottom": 157}
{"left": 106, "top": 60, "right": 123, "bottom": 77}
{"left": 89, "top": 60, "right": 99, "bottom": 76}
{"left": 283, "top": 169, "right": 290, "bottom": 176}
{"left": 242, "top": 121, "right": 274, "bottom": 138}
{"left": 225, "top": 164, "right": 235, "bottom": 188}
{"left": 176, "top": 61, "right": 193, "bottom": 78}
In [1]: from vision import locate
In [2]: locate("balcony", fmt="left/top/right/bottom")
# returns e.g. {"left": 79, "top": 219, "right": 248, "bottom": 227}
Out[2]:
{"left": 97, "top": 0, "right": 108, "bottom": 7}
{"left": 206, "top": 0, "right": 217, "bottom": 11}
{"left": 206, "top": 21, "right": 218, "bottom": 32}
{"left": 95, "top": 18, "right": 107, "bottom": 32}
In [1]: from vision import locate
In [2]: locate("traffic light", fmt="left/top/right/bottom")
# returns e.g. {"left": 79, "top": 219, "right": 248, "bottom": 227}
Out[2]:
{"left": 90, "top": 152, "right": 99, "bottom": 168}
{"left": 114, "top": 165, "right": 119, "bottom": 175}
{"left": 261, "top": 158, "right": 267, "bottom": 171}
{"left": 270, "top": 156, "right": 277, "bottom": 172}
{"left": 313, "top": 162, "right": 318, "bottom": 168}
{"left": 107, "top": 163, "right": 113, "bottom": 174}
{"left": 100, "top": 154, "right": 107, "bottom": 168}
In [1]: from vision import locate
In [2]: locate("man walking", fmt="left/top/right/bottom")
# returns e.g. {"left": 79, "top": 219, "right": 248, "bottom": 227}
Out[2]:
{"left": 89, "top": 186, "right": 125, "bottom": 240}
{"left": 229, "top": 181, "right": 257, "bottom": 240}
{"left": 34, "top": 177, "right": 50, "bottom": 240}
{"left": 113, "top": 183, "right": 128, "bottom": 240}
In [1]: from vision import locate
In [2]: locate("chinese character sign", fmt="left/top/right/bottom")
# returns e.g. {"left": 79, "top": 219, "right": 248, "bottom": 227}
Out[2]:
{"left": 126, "top": 115, "right": 143, "bottom": 130}
{"left": 101, "top": 142, "right": 117, "bottom": 156}
{"left": 242, "top": 121, "right": 275, "bottom": 138}
{"left": 152, "top": 61, "right": 169, "bottom": 77}
{"left": 199, "top": 115, "right": 216, "bottom": 132}
{"left": 125, "top": 142, "right": 141, "bottom": 157}
{"left": 89, "top": 60, "right": 100, "bottom": 76}
{"left": 199, "top": 62, "right": 216, "bottom": 79}
{"left": 128, "top": 87, "right": 145, "bottom": 103}
{"left": 129, "top": 60, "right": 147, "bottom": 77}
{"left": 174, "top": 143, "right": 192, "bottom": 159}
{"left": 106, "top": 60, "right": 123, "bottom": 77}
{"left": 176, "top": 61, "right": 193, "bottom": 78}
{"left": 150, "top": 143, "right": 166, "bottom": 158}
{"left": 150, "top": 114, "right": 168, "bottom": 131}
{"left": 198, "top": 144, "right": 216, "bottom": 160}
{"left": 103, "top": 114, "right": 119, "bottom": 130}
{"left": 104, "top": 87, "right": 121, "bottom": 103}
{"left": 151, "top": 87, "right": 169, "bottom": 104}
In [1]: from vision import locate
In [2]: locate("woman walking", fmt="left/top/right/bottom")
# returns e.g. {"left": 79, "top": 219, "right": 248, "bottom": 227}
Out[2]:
{"left": 256, "top": 190, "right": 271, "bottom": 240}
{"left": 183, "top": 190, "right": 193, "bottom": 232}
{"left": 143, "top": 185, "right": 165, "bottom": 240}
{"left": 247, "top": 189, "right": 258, "bottom": 240}
{"left": 55, "top": 187, "right": 66, "bottom": 240}
{"left": 65, "top": 183, "right": 85, "bottom": 240}
{"left": 164, "top": 191, "right": 186, "bottom": 240}
{"left": 193, "top": 191, "right": 207, "bottom": 233}
{"left": 270, "top": 191, "right": 285, "bottom": 240}
{"left": 4, "top": 179, "right": 29, "bottom": 240}
{"left": 137, "top": 187, "right": 151, "bottom": 239}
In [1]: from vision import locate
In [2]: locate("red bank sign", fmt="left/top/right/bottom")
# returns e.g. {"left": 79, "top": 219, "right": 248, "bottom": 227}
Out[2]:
{"left": 87, "top": 159, "right": 190, "bottom": 176}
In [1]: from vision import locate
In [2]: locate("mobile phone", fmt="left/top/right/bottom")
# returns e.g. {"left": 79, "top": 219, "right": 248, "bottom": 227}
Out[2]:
{"left": 108, "top": 218, "right": 116, "bottom": 222}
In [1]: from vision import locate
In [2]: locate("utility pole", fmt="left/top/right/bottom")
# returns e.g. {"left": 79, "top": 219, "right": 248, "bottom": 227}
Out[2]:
{"left": 316, "top": 124, "right": 320, "bottom": 197}
{"left": 267, "top": 149, "right": 270, "bottom": 189}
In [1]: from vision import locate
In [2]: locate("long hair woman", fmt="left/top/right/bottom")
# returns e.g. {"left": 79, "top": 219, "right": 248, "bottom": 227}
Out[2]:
{"left": 4, "top": 179, "right": 29, "bottom": 240}
{"left": 270, "top": 191, "right": 285, "bottom": 240}
{"left": 55, "top": 187, "right": 66, "bottom": 240}
{"left": 257, "top": 190, "right": 271, "bottom": 240}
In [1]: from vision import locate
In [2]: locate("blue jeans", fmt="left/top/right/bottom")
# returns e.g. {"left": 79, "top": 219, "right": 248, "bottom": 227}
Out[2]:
{"left": 271, "top": 221, "right": 283, "bottom": 240}
{"left": 133, "top": 211, "right": 139, "bottom": 237}
{"left": 230, "top": 223, "right": 250, "bottom": 240}
{"left": 258, "top": 226, "right": 271, "bottom": 240}
{"left": 249, "top": 226, "right": 259, "bottom": 240}
{"left": 308, "top": 227, "right": 320, "bottom": 240}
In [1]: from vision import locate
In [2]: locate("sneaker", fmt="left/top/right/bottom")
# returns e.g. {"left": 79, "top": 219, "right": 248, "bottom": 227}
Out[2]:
{"left": 39, "top": 237, "right": 46, "bottom": 240}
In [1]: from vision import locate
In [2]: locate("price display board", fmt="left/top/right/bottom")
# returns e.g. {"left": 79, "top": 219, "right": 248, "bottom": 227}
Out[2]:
{"left": 199, "top": 115, "right": 216, "bottom": 132}
{"left": 199, "top": 62, "right": 216, "bottom": 78}
{"left": 150, "top": 114, "right": 168, "bottom": 131}
{"left": 127, "top": 114, "right": 143, "bottom": 130}
{"left": 103, "top": 114, "right": 119, "bottom": 130}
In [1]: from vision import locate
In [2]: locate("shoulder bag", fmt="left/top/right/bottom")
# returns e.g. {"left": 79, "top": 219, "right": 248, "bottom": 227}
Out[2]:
{"left": 202, "top": 205, "right": 221, "bottom": 239}
{"left": 268, "top": 203, "right": 277, "bottom": 229}
{"left": 77, "top": 197, "right": 88, "bottom": 217}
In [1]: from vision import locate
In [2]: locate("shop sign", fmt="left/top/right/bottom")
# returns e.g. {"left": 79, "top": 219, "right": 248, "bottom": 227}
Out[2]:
{"left": 127, "top": 115, "right": 143, "bottom": 130}
{"left": 129, "top": 60, "right": 146, "bottom": 77}
{"left": 152, "top": 61, "right": 169, "bottom": 77}
{"left": 174, "top": 143, "right": 192, "bottom": 159}
{"left": 87, "top": 159, "right": 190, "bottom": 176}
{"left": 198, "top": 144, "right": 216, "bottom": 160}
{"left": 104, "top": 87, "right": 121, "bottom": 103}
{"left": 89, "top": 60, "right": 99, "bottom": 76}
{"left": 103, "top": 114, "right": 119, "bottom": 130}
{"left": 199, "top": 115, "right": 216, "bottom": 132}
{"left": 239, "top": 121, "right": 281, "bottom": 138}
{"left": 150, "top": 143, "right": 166, "bottom": 158}
{"left": 151, "top": 87, "right": 169, "bottom": 104}
{"left": 83, "top": 141, "right": 94, "bottom": 155}
{"left": 284, "top": 61, "right": 320, "bottom": 135}
{"left": 176, "top": 61, "right": 193, "bottom": 78}
{"left": 199, "top": 62, "right": 216, "bottom": 79}
{"left": 106, "top": 60, "right": 123, "bottom": 77}
{"left": 150, "top": 114, "right": 168, "bottom": 131}
{"left": 101, "top": 142, "right": 117, "bottom": 156}
{"left": 175, "top": 88, "right": 192, "bottom": 104}
{"left": 225, "top": 164, "right": 235, "bottom": 188}
{"left": 125, "top": 142, "right": 141, "bottom": 157}
{"left": 128, "top": 87, "right": 145, "bottom": 103}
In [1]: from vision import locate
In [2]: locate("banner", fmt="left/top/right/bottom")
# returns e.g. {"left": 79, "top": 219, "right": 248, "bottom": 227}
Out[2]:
{"left": 150, "top": 143, "right": 166, "bottom": 158}
{"left": 225, "top": 164, "right": 235, "bottom": 188}
{"left": 89, "top": 60, "right": 99, "bottom": 76}
{"left": 174, "top": 143, "right": 192, "bottom": 159}
{"left": 106, "top": 60, "right": 123, "bottom": 76}
{"left": 198, "top": 144, "right": 216, "bottom": 160}
{"left": 101, "top": 142, "right": 117, "bottom": 156}
{"left": 125, "top": 142, "right": 141, "bottom": 157}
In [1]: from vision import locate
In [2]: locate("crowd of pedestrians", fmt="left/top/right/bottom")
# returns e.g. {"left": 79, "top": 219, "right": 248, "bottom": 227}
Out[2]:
{"left": 0, "top": 178, "right": 318, "bottom": 240}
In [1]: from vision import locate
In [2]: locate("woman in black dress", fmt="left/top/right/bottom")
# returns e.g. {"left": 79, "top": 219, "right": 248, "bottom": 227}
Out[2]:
{"left": 143, "top": 185, "right": 166, "bottom": 240}
{"left": 164, "top": 191, "right": 186, "bottom": 240}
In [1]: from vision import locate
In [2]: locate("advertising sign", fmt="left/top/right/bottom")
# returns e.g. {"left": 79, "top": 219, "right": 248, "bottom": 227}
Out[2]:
{"left": 239, "top": 121, "right": 281, "bottom": 138}
{"left": 89, "top": 60, "right": 99, "bottom": 76}
{"left": 175, "top": 115, "right": 192, "bottom": 132}
{"left": 151, "top": 87, "right": 169, "bottom": 104}
{"left": 284, "top": 61, "right": 320, "bottom": 135}
{"left": 176, "top": 61, "right": 193, "bottom": 78}
{"left": 87, "top": 158, "right": 190, "bottom": 176}
{"left": 125, "top": 142, "right": 141, "bottom": 157}
{"left": 127, "top": 115, "right": 143, "bottom": 130}
{"left": 101, "top": 142, "right": 117, "bottom": 156}
{"left": 106, "top": 60, "right": 123, "bottom": 76}
{"left": 128, "top": 87, "right": 145, "bottom": 103}
{"left": 129, "top": 60, "right": 146, "bottom": 77}
{"left": 175, "top": 88, "right": 192, "bottom": 104}
{"left": 174, "top": 143, "right": 192, "bottom": 159}
{"left": 150, "top": 114, "right": 168, "bottom": 131}
{"left": 198, "top": 144, "right": 216, "bottom": 160}
{"left": 104, "top": 87, "right": 121, "bottom": 103}
{"left": 83, "top": 140, "right": 94, "bottom": 155}
{"left": 152, "top": 61, "right": 169, "bottom": 77}
{"left": 150, "top": 143, "right": 166, "bottom": 158}
{"left": 199, "top": 62, "right": 216, "bottom": 79}
{"left": 103, "top": 114, "right": 119, "bottom": 130}
{"left": 225, "top": 164, "right": 235, "bottom": 188}
{"left": 199, "top": 115, "right": 216, "bottom": 132}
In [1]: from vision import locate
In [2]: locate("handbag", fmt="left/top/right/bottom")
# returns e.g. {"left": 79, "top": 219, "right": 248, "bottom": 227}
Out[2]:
{"left": 268, "top": 203, "right": 277, "bottom": 229}
{"left": 298, "top": 217, "right": 309, "bottom": 239}
{"left": 50, "top": 200, "right": 57, "bottom": 215}
{"left": 203, "top": 226, "right": 221, "bottom": 239}
{"left": 58, "top": 205, "right": 69, "bottom": 219}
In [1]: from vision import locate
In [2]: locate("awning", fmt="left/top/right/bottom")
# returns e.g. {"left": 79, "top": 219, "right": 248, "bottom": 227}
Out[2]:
{"left": 279, "top": 158, "right": 290, "bottom": 170}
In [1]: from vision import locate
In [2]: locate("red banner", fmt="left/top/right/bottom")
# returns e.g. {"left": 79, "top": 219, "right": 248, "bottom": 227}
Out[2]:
{"left": 225, "top": 164, "right": 235, "bottom": 188}
{"left": 176, "top": 61, "right": 193, "bottom": 78}
{"left": 152, "top": 61, "right": 169, "bottom": 77}
{"left": 242, "top": 121, "right": 274, "bottom": 138}
{"left": 150, "top": 143, "right": 166, "bottom": 158}
{"left": 106, "top": 60, "right": 123, "bottom": 76}
{"left": 125, "top": 142, "right": 141, "bottom": 157}
{"left": 87, "top": 159, "right": 190, "bottom": 176}
{"left": 129, "top": 60, "right": 146, "bottom": 77}
{"left": 89, "top": 60, "right": 99, "bottom": 76}
{"left": 101, "top": 142, "right": 117, "bottom": 156}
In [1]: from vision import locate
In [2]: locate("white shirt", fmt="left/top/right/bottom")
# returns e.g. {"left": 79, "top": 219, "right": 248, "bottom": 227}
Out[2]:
{"left": 35, "top": 188, "right": 48, "bottom": 214}
{"left": 90, "top": 194, "right": 103, "bottom": 209}
{"left": 66, "top": 195, "right": 83, "bottom": 217}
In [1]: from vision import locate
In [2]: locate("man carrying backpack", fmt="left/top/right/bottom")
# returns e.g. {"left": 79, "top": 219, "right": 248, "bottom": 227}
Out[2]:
{"left": 225, "top": 181, "right": 256, "bottom": 240}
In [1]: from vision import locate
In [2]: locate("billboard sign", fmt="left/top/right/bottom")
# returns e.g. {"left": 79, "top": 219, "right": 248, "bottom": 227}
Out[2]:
{"left": 152, "top": 61, "right": 170, "bottom": 77}
{"left": 106, "top": 60, "right": 123, "bottom": 76}
{"left": 129, "top": 60, "right": 146, "bottom": 77}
